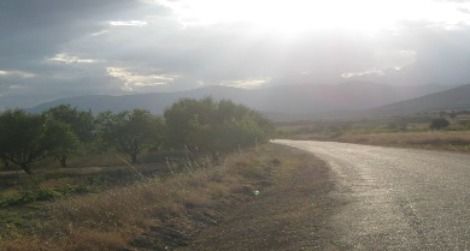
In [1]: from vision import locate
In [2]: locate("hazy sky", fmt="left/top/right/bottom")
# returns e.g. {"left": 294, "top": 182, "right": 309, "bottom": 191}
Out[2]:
{"left": 2, "top": 0, "right": 470, "bottom": 107}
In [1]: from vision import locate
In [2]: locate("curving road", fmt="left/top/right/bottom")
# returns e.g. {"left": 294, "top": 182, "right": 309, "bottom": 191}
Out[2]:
{"left": 274, "top": 139, "right": 470, "bottom": 250}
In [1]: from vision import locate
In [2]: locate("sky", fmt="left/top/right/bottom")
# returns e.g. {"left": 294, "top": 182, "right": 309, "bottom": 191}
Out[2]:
{"left": 2, "top": 0, "right": 470, "bottom": 108}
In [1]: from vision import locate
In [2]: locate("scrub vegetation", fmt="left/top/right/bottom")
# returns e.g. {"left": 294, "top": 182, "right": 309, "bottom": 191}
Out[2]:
{"left": 278, "top": 111, "right": 470, "bottom": 152}
{"left": 0, "top": 144, "right": 332, "bottom": 251}
{"left": 0, "top": 98, "right": 282, "bottom": 250}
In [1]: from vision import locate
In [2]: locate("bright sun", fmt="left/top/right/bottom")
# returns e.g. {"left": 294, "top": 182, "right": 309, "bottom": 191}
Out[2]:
{"left": 159, "top": 0, "right": 470, "bottom": 34}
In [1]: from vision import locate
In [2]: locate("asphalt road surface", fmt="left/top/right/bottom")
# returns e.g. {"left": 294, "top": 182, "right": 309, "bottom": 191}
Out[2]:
{"left": 274, "top": 139, "right": 470, "bottom": 250}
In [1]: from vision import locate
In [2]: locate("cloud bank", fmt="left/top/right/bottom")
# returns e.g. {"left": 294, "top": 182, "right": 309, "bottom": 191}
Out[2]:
{"left": 2, "top": 0, "right": 470, "bottom": 108}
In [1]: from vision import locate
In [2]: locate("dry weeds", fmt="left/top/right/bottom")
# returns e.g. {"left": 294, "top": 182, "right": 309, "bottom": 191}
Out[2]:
{"left": 338, "top": 131, "right": 470, "bottom": 152}
{"left": 0, "top": 144, "right": 319, "bottom": 250}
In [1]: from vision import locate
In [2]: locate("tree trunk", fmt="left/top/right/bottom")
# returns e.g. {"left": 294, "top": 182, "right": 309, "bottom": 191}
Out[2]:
{"left": 60, "top": 155, "right": 67, "bottom": 168}
{"left": 211, "top": 151, "right": 220, "bottom": 164}
{"left": 2, "top": 158, "right": 9, "bottom": 169}
{"left": 21, "top": 164, "right": 32, "bottom": 175}
{"left": 131, "top": 153, "right": 138, "bottom": 164}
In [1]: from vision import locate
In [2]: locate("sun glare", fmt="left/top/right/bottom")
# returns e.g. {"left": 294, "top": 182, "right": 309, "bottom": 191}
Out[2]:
{"left": 159, "top": 0, "right": 470, "bottom": 35}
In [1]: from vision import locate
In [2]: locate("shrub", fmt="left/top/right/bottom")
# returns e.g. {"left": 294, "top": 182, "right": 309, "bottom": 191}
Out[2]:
{"left": 430, "top": 118, "right": 450, "bottom": 130}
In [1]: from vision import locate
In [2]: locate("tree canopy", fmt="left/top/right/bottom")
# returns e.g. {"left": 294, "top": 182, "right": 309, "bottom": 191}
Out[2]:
{"left": 98, "top": 109, "right": 163, "bottom": 163}
{"left": 44, "top": 105, "right": 95, "bottom": 142}
{"left": 42, "top": 119, "right": 79, "bottom": 167}
{"left": 0, "top": 111, "right": 47, "bottom": 174}
{"left": 0, "top": 98, "right": 273, "bottom": 173}
{"left": 164, "top": 98, "right": 273, "bottom": 154}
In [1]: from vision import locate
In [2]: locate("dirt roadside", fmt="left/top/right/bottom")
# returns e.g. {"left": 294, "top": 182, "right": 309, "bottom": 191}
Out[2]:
{"left": 0, "top": 144, "right": 342, "bottom": 251}
{"left": 179, "top": 146, "right": 342, "bottom": 251}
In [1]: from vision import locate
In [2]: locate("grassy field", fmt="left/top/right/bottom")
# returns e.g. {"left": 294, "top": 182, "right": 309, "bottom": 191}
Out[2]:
{"left": 336, "top": 131, "right": 470, "bottom": 152}
{"left": 277, "top": 119, "right": 470, "bottom": 153}
{"left": 0, "top": 144, "right": 330, "bottom": 251}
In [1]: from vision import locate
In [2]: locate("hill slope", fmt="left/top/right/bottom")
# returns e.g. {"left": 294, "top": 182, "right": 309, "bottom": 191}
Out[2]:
{"left": 372, "top": 84, "right": 470, "bottom": 116}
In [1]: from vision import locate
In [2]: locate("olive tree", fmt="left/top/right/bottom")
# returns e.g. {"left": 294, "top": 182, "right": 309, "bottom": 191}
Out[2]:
{"left": 164, "top": 98, "right": 217, "bottom": 153}
{"left": 98, "top": 109, "right": 163, "bottom": 163}
{"left": 0, "top": 110, "right": 81, "bottom": 173}
{"left": 44, "top": 105, "right": 95, "bottom": 142}
{"left": 0, "top": 110, "right": 47, "bottom": 174}
{"left": 0, "top": 111, "right": 42, "bottom": 174}
{"left": 42, "top": 119, "right": 79, "bottom": 167}
{"left": 164, "top": 98, "right": 273, "bottom": 157}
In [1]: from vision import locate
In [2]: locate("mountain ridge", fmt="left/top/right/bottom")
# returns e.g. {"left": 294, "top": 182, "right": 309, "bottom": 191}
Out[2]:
{"left": 29, "top": 82, "right": 448, "bottom": 120}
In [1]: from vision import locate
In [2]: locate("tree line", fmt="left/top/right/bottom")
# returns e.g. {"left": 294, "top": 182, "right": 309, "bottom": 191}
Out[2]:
{"left": 0, "top": 98, "right": 273, "bottom": 175}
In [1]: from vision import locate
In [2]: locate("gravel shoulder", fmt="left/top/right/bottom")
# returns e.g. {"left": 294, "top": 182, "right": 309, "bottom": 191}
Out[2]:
{"left": 180, "top": 145, "right": 341, "bottom": 251}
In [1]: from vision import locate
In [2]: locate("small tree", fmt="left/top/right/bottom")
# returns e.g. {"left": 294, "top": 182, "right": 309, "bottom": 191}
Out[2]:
{"left": 44, "top": 105, "right": 95, "bottom": 142}
{"left": 0, "top": 111, "right": 47, "bottom": 174}
{"left": 163, "top": 98, "right": 217, "bottom": 152}
{"left": 430, "top": 118, "right": 450, "bottom": 130}
{"left": 42, "top": 119, "right": 79, "bottom": 167}
{"left": 99, "top": 109, "right": 163, "bottom": 163}
{"left": 164, "top": 98, "right": 273, "bottom": 157}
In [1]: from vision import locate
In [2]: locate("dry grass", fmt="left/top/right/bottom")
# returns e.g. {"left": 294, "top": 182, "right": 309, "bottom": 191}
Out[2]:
{"left": 183, "top": 147, "right": 336, "bottom": 251}
{"left": 0, "top": 144, "right": 308, "bottom": 251}
{"left": 338, "top": 131, "right": 470, "bottom": 152}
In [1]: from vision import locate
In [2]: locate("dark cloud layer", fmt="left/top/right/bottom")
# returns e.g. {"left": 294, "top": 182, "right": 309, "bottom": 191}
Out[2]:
{"left": 1, "top": 0, "right": 470, "bottom": 108}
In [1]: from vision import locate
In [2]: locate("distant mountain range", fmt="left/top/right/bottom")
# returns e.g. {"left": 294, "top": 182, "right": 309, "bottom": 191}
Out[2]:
{"left": 29, "top": 82, "right": 451, "bottom": 121}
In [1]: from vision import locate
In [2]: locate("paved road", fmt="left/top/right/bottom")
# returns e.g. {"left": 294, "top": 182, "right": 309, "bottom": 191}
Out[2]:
{"left": 274, "top": 139, "right": 470, "bottom": 250}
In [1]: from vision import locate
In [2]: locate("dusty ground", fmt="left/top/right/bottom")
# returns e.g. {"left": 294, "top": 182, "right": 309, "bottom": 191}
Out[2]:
{"left": 180, "top": 147, "right": 339, "bottom": 251}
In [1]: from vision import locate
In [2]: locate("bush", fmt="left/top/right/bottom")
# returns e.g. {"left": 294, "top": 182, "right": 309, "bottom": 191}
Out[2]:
{"left": 430, "top": 118, "right": 450, "bottom": 130}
